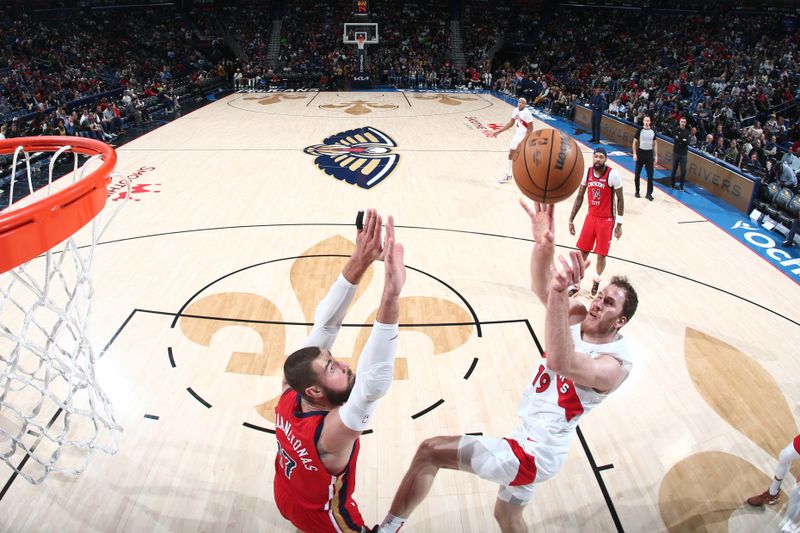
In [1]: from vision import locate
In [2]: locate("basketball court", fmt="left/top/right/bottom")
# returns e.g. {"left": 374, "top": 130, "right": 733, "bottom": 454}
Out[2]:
{"left": 1, "top": 90, "right": 798, "bottom": 532}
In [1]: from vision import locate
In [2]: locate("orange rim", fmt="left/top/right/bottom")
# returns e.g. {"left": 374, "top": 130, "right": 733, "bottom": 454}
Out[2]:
{"left": 0, "top": 136, "right": 116, "bottom": 274}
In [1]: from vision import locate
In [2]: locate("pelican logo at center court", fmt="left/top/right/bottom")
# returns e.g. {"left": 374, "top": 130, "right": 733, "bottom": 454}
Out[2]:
{"left": 304, "top": 127, "right": 399, "bottom": 189}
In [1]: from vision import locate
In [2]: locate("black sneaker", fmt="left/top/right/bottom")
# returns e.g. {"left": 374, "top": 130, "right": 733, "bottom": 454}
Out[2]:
{"left": 591, "top": 279, "right": 600, "bottom": 296}
{"left": 635, "top": 192, "right": 641, "bottom": 198}
{"left": 670, "top": 184, "right": 678, "bottom": 190}
{"left": 568, "top": 285, "right": 579, "bottom": 297}
{"left": 646, "top": 194, "right": 654, "bottom": 201}
{"left": 782, "top": 239, "right": 795, "bottom": 247}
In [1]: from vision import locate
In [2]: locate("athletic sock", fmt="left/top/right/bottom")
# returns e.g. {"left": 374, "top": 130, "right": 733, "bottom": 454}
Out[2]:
{"left": 770, "top": 476, "right": 783, "bottom": 496}
{"left": 378, "top": 513, "right": 407, "bottom": 533}
{"left": 506, "top": 160, "right": 513, "bottom": 177}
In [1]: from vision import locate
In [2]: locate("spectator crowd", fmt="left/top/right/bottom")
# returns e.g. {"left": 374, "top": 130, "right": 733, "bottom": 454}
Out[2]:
{"left": 1, "top": 0, "right": 798, "bottom": 189}
{"left": 1, "top": 4, "right": 224, "bottom": 141}
{"left": 489, "top": 4, "right": 799, "bottom": 184}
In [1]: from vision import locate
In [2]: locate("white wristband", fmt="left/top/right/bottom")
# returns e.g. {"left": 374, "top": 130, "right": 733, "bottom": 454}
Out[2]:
{"left": 616, "top": 215, "right": 623, "bottom": 224}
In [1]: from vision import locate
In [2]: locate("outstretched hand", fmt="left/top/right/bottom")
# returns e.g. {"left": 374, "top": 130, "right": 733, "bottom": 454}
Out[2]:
{"left": 354, "top": 209, "right": 383, "bottom": 264}
{"left": 343, "top": 209, "right": 384, "bottom": 284}
{"left": 520, "top": 199, "right": 555, "bottom": 247}
{"left": 549, "top": 251, "right": 591, "bottom": 293}
{"left": 382, "top": 215, "right": 406, "bottom": 297}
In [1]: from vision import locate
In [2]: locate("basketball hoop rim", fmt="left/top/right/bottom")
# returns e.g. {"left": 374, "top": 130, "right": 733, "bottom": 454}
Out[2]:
{"left": 0, "top": 136, "right": 117, "bottom": 274}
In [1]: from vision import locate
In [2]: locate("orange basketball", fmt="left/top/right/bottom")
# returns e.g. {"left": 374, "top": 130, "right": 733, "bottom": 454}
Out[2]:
{"left": 512, "top": 128, "right": 584, "bottom": 203}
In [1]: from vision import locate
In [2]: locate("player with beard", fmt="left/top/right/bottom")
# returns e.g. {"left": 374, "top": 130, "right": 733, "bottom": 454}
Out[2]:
{"left": 567, "top": 147, "right": 624, "bottom": 297}
{"left": 274, "top": 209, "right": 406, "bottom": 533}
{"left": 377, "top": 201, "right": 638, "bottom": 533}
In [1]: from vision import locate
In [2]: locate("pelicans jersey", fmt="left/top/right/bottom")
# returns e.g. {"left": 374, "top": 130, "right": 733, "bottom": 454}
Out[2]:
{"left": 273, "top": 389, "right": 365, "bottom": 533}
{"left": 576, "top": 165, "right": 622, "bottom": 255}
{"left": 583, "top": 165, "right": 621, "bottom": 218}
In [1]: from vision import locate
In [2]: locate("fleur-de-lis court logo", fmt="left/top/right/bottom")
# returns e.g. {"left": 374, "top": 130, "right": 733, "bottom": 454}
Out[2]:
{"left": 174, "top": 235, "right": 474, "bottom": 430}
{"left": 320, "top": 99, "right": 398, "bottom": 115}
{"left": 304, "top": 127, "right": 399, "bottom": 189}
{"left": 414, "top": 94, "right": 479, "bottom": 106}
{"left": 243, "top": 93, "right": 307, "bottom": 105}
{"left": 658, "top": 328, "right": 799, "bottom": 531}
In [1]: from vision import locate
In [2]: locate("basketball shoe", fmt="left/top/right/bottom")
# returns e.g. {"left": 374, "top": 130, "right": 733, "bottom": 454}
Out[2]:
{"left": 747, "top": 489, "right": 780, "bottom": 506}
{"left": 591, "top": 278, "right": 601, "bottom": 297}
{"left": 568, "top": 284, "right": 579, "bottom": 297}
{"left": 498, "top": 174, "right": 512, "bottom": 183}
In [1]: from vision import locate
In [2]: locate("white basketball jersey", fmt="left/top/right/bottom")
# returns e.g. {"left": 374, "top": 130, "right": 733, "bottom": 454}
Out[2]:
{"left": 513, "top": 107, "right": 534, "bottom": 135}
{"left": 511, "top": 324, "right": 632, "bottom": 453}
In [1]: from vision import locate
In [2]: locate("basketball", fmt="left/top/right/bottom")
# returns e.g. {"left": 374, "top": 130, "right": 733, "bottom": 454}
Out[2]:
{"left": 512, "top": 128, "right": 584, "bottom": 203}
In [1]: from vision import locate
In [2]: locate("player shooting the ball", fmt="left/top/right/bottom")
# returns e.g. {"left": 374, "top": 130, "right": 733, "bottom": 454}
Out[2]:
{"left": 377, "top": 201, "right": 638, "bottom": 533}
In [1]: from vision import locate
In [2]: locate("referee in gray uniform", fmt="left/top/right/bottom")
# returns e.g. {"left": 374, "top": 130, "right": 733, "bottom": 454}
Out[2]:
{"left": 632, "top": 115, "right": 658, "bottom": 200}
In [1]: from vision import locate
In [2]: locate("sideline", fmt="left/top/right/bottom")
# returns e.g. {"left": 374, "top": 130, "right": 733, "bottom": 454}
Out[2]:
{"left": 488, "top": 90, "right": 800, "bottom": 285}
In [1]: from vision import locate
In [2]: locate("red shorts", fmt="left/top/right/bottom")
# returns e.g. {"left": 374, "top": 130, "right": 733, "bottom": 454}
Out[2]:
{"left": 794, "top": 434, "right": 800, "bottom": 454}
{"left": 576, "top": 215, "right": 614, "bottom": 256}
{"left": 275, "top": 487, "right": 365, "bottom": 533}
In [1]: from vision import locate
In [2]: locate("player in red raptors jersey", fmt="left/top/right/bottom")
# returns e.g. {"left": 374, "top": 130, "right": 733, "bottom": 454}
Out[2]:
{"left": 274, "top": 209, "right": 406, "bottom": 533}
{"left": 377, "top": 202, "right": 638, "bottom": 533}
{"left": 567, "top": 146, "right": 624, "bottom": 297}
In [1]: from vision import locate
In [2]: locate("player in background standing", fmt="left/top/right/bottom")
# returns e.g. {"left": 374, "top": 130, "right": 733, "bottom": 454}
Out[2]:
{"left": 567, "top": 147, "right": 624, "bottom": 297}
{"left": 492, "top": 97, "right": 534, "bottom": 183}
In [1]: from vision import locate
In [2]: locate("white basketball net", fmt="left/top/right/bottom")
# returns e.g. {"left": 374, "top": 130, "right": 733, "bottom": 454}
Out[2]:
{"left": 0, "top": 143, "right": 128, "bottom": 484}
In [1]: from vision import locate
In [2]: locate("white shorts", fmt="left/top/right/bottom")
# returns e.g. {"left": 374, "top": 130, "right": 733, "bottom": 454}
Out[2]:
{"left": 510, "top": 130, "right": 527, "bottom": 150}
{"left": 457, "top": 435, "right": 563, "bottom": 505}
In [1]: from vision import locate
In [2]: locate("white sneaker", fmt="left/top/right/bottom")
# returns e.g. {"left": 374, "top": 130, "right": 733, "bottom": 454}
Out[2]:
{"left": 498, "top": 175, "right": 513, "bottom": 183}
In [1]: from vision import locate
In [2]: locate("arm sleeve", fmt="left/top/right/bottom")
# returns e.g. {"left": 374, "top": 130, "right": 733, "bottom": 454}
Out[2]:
{"left": 300, "top": 273, "right": 358, "bottom": 350}
{"left": 338, "top": 321, "right": 399, "bottom": 431}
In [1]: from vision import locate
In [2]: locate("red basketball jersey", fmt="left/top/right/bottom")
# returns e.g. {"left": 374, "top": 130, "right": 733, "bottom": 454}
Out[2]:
{"left": 584, "top": 166, "right": 615, "bottom": 218}
{"left": 273, "top": 389, "right": 364, "bottom": 533}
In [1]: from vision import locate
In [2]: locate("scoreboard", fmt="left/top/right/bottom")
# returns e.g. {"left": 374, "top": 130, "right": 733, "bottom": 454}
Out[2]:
{"left": 353, "top": 0, "right": 369, "bottom": 16}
